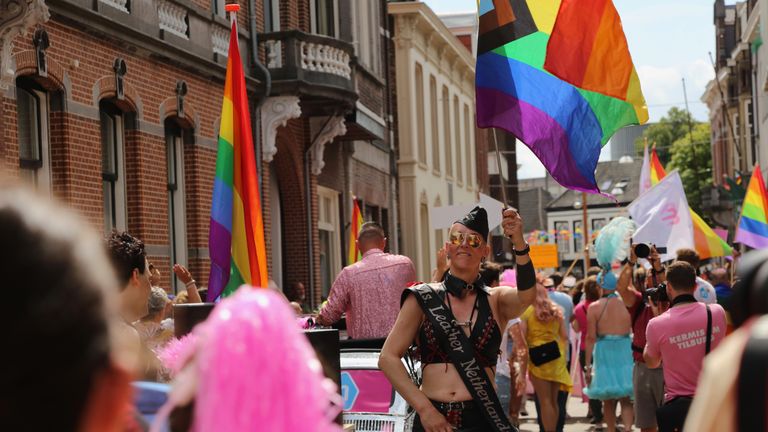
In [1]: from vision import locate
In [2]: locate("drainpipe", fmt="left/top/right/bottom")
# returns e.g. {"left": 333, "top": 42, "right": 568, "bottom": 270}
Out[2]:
{"left": 248, "top": 0, "right": 272, "bottom": 200}
{"left": 384, "top": 8, "right": 400, "bottom": 253}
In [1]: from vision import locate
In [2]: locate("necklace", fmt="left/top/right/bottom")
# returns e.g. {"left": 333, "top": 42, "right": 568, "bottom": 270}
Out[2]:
{"left": 446, "top": 291, "right": 479, "bottom": 329}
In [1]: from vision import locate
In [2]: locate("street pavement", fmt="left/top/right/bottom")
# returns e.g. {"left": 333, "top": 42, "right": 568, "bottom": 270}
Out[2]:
{"left": 518, "top": 395, "right": 627, "bottom": 431}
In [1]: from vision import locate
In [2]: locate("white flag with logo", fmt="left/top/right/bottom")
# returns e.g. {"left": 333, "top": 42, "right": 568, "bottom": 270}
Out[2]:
{"left": 639, "top": 142, "right": 651, "bottom": 195}
{"left": 628, "top": 170, "right": 694, "bottom": 262}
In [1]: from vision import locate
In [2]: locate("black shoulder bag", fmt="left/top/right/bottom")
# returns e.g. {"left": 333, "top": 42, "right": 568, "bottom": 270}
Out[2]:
{"left": 656, "top": 300, "right": 711, "bottom": 432}
{"left": 407, "top": 283, "right": 516, "bottom": 432}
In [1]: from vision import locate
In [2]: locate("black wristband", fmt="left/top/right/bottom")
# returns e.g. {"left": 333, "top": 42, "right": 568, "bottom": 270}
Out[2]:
{"left": 513, "top": 243, "right": 530, "bottom": 256}
{"left": 516, "top": 260, "right": 536, "bottom": 291}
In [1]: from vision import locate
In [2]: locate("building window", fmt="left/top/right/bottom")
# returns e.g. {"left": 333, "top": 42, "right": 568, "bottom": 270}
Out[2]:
{"left": 212, "top": 0, "right": 225, "bottom": 18}
{"left": 263, "top": 0, "right": 279, "bottom": 32}
{"left": 318, "top": 186, "right": 341, "bottom": 299}
{"left": 312, "top": 0, "right": 338, "bottom": 37}
{"left": 415, "top": 63, "right": 426, "bottom": 164}
{"left": 430, "top": 76, "right": 439, "bottom": 173}
{"left": 16, "top": 79, "right": 51, "bottom": 193}
{"left": 454, "top": 96, "right": 462, "bottom": 183}
{"left": 442, "top": 86, "right": 452, "bottom": 178}
{"left": 592, "top": 218, "right": 607, "bottom": 234}
{"left": 100, "top": 101, "right": 127, "bottom": 235}
{"left": 573, "top": 220, "right": 583, "bottom": 253}
{"left": 464, "top": 104, "right": 473, "bottom": 187}
{"left": 355, "top": 0, "right": 381, "bottom": 74}
{"left": 555, "top": 221, "right": 569, "bottom": 254}
{"left": 166, "top": 120, "right": 187, "bottom": 292}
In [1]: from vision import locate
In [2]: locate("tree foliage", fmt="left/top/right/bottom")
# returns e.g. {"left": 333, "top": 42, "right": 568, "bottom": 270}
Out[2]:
{"left": 668, "top": 122, "right": 712, "bottom": 216}
{"left": 634, "top": 107, "right": 695, "bottom": 166}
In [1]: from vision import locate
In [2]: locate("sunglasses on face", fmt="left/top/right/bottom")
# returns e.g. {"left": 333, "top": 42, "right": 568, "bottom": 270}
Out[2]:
{"left": 449, "top": 231, "right": 483, "bottom": 248}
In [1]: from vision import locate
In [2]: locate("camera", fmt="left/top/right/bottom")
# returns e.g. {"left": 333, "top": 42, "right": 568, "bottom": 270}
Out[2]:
{"left": 645, "top": 282, "right": 669, "bottom": 303}
{"left": 634, "top": 243, "right": 668, "bottom": 259}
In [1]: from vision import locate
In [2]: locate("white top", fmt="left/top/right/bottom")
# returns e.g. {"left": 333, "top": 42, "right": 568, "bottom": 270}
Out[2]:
{"left": 496, "top": 318, "right": 521, "bottom": 377}
{"left": 694, "top": 276, "right": 718, "bottom": 304}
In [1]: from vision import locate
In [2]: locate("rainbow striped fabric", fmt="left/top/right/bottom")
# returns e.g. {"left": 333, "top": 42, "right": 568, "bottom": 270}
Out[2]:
{"left": 736, "top": 164, "right": 768, "bottom": 248}
{"left": 476, "top": 0, "right": 648, "bottom": 195}
{"left": 347, "top": 199, "right": 363, "bottom": 265}
{"left": 208, "top": 19, "right": 268, "bottom": 300}
{"left": 649, "top": 150, "right": 732, "bottom": 259}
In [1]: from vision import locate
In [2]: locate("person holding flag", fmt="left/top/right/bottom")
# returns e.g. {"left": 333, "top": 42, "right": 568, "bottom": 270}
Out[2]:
{"left": 316, "top": 221, "right": 416, "bottom": 340}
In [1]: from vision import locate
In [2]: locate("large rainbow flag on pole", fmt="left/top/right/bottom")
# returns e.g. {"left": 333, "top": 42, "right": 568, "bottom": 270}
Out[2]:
{"left": 735, "top": 164, "right": 768, "bottom": 248}
{"left": 648, "top": 151, "right": 733, "bottom": 259}
{"left": 208, "top": 6, "right": 268, "bottom": 300}
{"left": 347, "top": 199, "right": 363, "bottom": 265}
{"left": 476, "top": 0, "right": 648, "bottom": 195}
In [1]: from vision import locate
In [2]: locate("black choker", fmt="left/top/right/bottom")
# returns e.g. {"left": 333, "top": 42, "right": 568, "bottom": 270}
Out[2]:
{"left": 444, "top": 272, "right": 482, "bottom": 297}
{"left": 671, "top": 294, "right": 697, "bottom": 307}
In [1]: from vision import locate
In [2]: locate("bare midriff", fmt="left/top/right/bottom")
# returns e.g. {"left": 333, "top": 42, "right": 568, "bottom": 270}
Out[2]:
{"left": 420, "top": 362, "right": 497, "bottom": 402}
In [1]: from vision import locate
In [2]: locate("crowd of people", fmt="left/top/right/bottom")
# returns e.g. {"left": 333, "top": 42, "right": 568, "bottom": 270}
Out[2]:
{"left": 5, "top": 180, "right": 768, "bottom": 432}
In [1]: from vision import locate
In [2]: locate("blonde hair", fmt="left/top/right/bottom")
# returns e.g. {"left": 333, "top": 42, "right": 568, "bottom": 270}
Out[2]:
{"left": 533, "top": 275, "right": 563, "bottom": 323}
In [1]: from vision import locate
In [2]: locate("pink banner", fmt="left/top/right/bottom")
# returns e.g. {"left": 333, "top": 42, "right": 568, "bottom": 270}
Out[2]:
{"left": 342, "top": 370, "right": 393, "bottom": 413}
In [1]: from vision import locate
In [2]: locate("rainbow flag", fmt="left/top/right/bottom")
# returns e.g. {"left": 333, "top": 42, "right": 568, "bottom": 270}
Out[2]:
{"left": 476, "top": 0, "right": 648, "bottom": 195}
{"left": 735, "top": 164, "right": 768, "bottom": 248}
{"left": 208, "top": 18, "right": 268, "bottom": 300}
{"left": 650, "top": 148, "right": 666, "bottom": 186}
{"left": 649, "top": 151, "right": 733, "bottom": 259}
{"left": 347, "top": 199, "right": 363, "bottom": 264}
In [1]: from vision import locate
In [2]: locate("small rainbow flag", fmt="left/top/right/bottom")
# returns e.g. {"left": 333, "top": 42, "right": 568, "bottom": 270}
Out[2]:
{"left": 735, "top": 164, "right": 768, "bottom": 249}
{"left": 347, "top": 199, "right": 363, "bottom": 264}
{"left": 208, "top": 14, "right": 268, "bottom": 300}
{"left": 649, "top": 150, "right": 732, "bottom": 259}
{"left": 649, "top": 148, "right": 666, "bottom": 186}
{"left": 476, "top": 0, "right": 648, "bottom": 195}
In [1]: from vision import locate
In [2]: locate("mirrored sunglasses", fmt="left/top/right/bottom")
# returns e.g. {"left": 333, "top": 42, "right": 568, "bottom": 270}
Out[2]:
{"left": 449, "top": 231, "right": 483, "bottom": 248}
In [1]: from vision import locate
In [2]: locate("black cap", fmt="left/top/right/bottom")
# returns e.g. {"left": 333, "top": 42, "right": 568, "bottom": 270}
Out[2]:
{"left": 455, "top": 206, "right": 489, "bottom": 240}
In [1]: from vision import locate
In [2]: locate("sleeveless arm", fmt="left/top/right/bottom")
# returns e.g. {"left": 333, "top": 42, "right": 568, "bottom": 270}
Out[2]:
{"left": 379, "top": 293, "right": 434, "bottom": 417}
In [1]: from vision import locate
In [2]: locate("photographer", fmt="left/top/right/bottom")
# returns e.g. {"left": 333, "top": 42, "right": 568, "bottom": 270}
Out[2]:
{"left": 643, "top": 261, "right": 727, "bottom": 432}
{"left": 616, "top": 245, "right": 666, "bottom": 432}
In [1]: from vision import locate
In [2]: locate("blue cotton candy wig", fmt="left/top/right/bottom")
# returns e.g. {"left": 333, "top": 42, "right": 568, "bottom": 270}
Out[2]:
{"left": 594, "top": 217, "right": 637, "bottom": 270}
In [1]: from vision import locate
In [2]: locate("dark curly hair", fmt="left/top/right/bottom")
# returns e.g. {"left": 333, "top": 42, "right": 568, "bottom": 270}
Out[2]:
{"left": 0, "top": 186, "right": 118, "bottom": 431}
{"left": 107, "top": 230, "right": 147, "bottom": 288}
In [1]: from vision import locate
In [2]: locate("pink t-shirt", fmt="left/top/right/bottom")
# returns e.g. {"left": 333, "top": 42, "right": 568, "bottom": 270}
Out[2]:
{"left": 645, "top": 302, "right": 727, "bottom": 401}
{"left": 573, "top": 300, "right": 593, "bottom": 347}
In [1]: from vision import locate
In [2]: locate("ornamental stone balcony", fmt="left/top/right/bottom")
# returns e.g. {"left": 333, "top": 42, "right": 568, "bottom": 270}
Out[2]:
{"left": 258, "top": 30, "right": 357, "bottom": 115}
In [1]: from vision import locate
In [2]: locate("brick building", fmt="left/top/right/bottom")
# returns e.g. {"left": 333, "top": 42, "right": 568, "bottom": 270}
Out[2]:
{"left": 1, "top": 0, "right": 397, "bottom": 306}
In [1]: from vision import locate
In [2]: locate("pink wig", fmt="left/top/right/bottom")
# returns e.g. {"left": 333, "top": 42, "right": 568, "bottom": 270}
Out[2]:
{"left": 153, "top": 287, "right": 341, "bottom": 432}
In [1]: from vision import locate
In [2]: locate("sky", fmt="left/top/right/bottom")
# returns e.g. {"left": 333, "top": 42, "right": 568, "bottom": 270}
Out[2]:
{"left": 423, "top": 0, "right": 716, "bottom": 179}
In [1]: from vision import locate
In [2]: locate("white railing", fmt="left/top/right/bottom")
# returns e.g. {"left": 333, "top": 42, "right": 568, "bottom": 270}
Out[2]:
{"left": 300, "top": 41, "right": 351, "bottom": 79}
{"left": 264, "top": 40, "right": 283, "bottom": 68}
{"left": 158, "top": 0, "right": 189, "bottom": 39}
{"left": 212, "top": 26, "right": 229, "bottom": 58}
{"left": 100, "top": 0, "right": 128, "bottom": 13}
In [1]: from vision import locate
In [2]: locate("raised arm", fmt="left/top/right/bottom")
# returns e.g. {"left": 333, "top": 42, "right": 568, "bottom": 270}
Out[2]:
{"left": 379, "top": 295, "right": 451, "bottom": 431}
{"left": 173, "top": 264, "right": 202, "bottom": 304}
{"left": 498, "top": 208, "right": 536, "bottom": 323}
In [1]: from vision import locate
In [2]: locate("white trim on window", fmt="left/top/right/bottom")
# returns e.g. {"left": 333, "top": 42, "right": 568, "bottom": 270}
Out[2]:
{"left": 317, "top": 185, "right": 341, "bottom": 298}
{"left": 17, "top": 86, "right": 51, "bottom": 195}
{"left": 166, "top": 129, "right": 187, "bottom": 292}
{"left": 101, "top": 107, "right": 127, "bottom": 235}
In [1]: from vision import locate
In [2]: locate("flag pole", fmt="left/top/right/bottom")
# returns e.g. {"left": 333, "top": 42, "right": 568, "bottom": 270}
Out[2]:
{"left": 492, "top": 128, "right": 509, "bottom": 208}
{"left": 226, "top": 3, "right": 239, "bottom": 26}
{"left": 582, "top": 191, "right": 590, "bottom": 275}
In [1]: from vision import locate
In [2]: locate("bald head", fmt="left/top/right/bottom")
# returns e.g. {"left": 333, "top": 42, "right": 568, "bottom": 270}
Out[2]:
{"left": 710, "top": 267, "right": 729, "bottom": 285}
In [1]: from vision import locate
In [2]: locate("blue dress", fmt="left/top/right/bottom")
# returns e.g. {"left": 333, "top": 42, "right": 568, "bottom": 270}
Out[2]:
{"left": 583, "top": 294, "right": 634, "bottom": 400}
